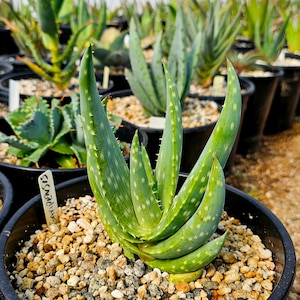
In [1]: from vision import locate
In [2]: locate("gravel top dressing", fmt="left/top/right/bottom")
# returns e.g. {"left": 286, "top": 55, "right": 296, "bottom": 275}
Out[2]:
{"left": 9, "top": 195, "right": 275, "bottom": 300}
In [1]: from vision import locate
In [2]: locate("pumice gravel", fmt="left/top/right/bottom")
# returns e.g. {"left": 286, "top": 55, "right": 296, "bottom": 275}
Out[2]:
{"left": 9, "top": 195, "right": 275, "bottom": 300}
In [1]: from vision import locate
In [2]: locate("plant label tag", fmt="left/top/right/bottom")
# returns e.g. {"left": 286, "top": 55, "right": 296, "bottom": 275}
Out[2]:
{"left": 38, "top": 170, "right": 59, "bottom": 226}
{"left": 149, "top": 116, "right": 166, "bottom": 129}
{"left": 9, "top": 79, "right": 20, "bottom": 111}
{"left": 212, "top": 75, "right": 225, "bottom": 96}
{"left": 102, "top": 66, "right": 110, "bottom": 89}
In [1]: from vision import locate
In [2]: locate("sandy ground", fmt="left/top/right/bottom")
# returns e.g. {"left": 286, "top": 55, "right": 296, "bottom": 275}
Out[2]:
{"left": 226, "top": 119, "right": 300, "bottom": 299}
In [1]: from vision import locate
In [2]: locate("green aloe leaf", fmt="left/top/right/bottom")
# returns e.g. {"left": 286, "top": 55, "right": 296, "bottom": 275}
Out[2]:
{"left": 79, "top": 44, "right": 147, "bottom": 239}
{"left": 155, "top": 64, "right": 182, "bottom": 212}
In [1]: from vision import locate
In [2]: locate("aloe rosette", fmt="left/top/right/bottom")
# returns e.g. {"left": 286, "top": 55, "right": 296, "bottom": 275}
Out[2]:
{"left": 79, "top": 44, "right": 241, "bottom": 281}
{"left": 125, "top": 6, "right": 201, "bottom": 117}
{"left": 0, "top": 96, "right": 86, "bottom": 168}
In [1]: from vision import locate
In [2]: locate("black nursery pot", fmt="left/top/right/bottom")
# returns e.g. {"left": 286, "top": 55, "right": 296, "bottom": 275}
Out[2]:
{"left": 0, "top": 62, "right": 14, "bottom": 103}
{"left": 0, "top": 175, "right": 295, "bottom": 299}
{"left": 0, "top": 171, "right": 13, "bottom": 232}
{"left": 109, "top": 90, "right": 219, "bottom": 173}
{"left": 0, "top": 26, "right": 19, "bottom": 55}
{"left": 264, "top": 53, "right": 300, "bottom": 134}
{"left": 0, "top": 61, "right": 13, "bottom": 77}
{"left": 0, "top": 118, "right": 147, "bottom": 219}
{"left": 0, "top": 53, "right": 33, "bottom": 72}
{"left": 237, "top": 65, "right": 283, "bottom": 154}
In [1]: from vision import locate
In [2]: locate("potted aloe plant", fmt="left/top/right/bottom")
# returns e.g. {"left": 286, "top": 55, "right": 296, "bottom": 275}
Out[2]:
{"left": 0, "top": 0, "right": 112, "bottom": 102}
{"left": 182, "top": 0, "right": 255, "bottom": 174}
{"left": 80, "top": 45, "right": 241, "bottom": 278}
{"left": 0, "top": 44, "right": 295, "bottom": 299}
{"left": 227, "top": 0, "right": 286, "bottom": 154}
{"left": 262, "top": 1, "right": 300, "bottom": 132}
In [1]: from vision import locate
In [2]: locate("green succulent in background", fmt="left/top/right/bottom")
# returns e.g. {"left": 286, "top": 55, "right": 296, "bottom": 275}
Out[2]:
{"left": 253, "top": 5, "right": 288, "bottom": 63}
{"left": 125, "top": 6, "right": 201, "bottom": 117}
{"left": 0, "top": 0, "right": 46, "bottom": 58}
{"left": 0, "top": 95, "right": 87, "bottom": 168}
{"left": 79, "top": 44, "right": 242, "bottom": 282}
{"left": 277, "top": 1, "right": 300, "bottom": 54}
{"left": 241, "top": 0, "right": 271, "bottom": 41}
{"left": 186, "top": 0, "right": 242, "bottom": 87}
{"left": 0, "top": 0, "right": 94, "bottom": 90}
{"left": 68, "top": 0, "right": 107, "bottom": 48}
{"left": 92, "top": 29, "right": 130, "bottom": 71}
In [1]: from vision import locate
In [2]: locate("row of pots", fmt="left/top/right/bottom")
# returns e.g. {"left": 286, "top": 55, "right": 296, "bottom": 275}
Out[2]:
{"left": 1, "top": 52, "right": 300, "bottom": 156}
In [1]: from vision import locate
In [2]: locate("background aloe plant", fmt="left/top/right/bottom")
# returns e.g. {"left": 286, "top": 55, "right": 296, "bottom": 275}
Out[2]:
{"left": 277, "top": 0, "right": 300, "bottom": 53}
{"left": 79, "top": 44, "right": 241, "bottom": 281}
{"left": 125, "top": 6, "right": 201, "bottom": 117}
{"left": 1, "top": 0, "right": 94, "bottom": 90}
{"left": 186, "top": 0, "right": 242, "bottom": 87}
{"left": 0, "top": 95, "right": 86, "bottom": 168}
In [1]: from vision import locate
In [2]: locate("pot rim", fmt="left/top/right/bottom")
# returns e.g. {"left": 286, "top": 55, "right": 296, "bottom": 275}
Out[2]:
{"left": 0, "top": 171, "right": 13, "bottom": 229}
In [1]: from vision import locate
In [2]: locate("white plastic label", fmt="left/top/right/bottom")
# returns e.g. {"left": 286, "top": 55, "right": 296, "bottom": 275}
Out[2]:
{"left": 9, "top": 79, "right": 20, "bottom": 111}
{"left": 102, "top": 66, "right": 110, "bottom": 89}
{"left": 212, "top": 75, "right": 225, "bottom": 96}
{"left": 38, "top": 170, "right": 58, "bottom": 225}
{"left": 149, "top": 116, "right": 166, "bottom": 129}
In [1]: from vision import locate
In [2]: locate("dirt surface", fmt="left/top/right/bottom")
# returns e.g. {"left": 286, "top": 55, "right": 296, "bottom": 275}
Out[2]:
{"left": 226, "top": 118, "right": 300, "bottom": 299}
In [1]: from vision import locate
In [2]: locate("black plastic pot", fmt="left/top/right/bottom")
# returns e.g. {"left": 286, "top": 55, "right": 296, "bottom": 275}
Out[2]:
{"left": 0, "top": 53, "right": 32, "bottom": 72}
{"left": 264, "top": 53, "right": 300, "bottom": 134}
{"left": 0, "top": 62, "right": 13, "bottom": 77}
{"left": 232, "top": 37, "right": 255, "bottom": 54}
{"left": 0, "top": 62, "right": 14, "bottom": 103}
{"left": 0, "top": 70, "right": 114, "bottom": 104}
{"left": 0, "top": 118, "right": 147, "bottom": 219}
{"left": 0, "top": 171, "right": 13, "bottom": 232}
{"left": 109, "top": 89, "right": 219, "bottom": 173}
{"left": 0, "top": 175, "right": 295, "bottom": 299}
{"left": 237, "top": 65, "right": 284, "bottom": 154}
{"left": 0, "top": 26, "right": 19, "bottom": 55}
{"left": 195, "top": 77, "right": 255, "bottom": 175}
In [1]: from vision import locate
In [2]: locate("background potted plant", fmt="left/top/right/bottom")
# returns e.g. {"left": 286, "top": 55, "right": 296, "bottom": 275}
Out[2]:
{"left": 0, "top": 92, "right": 147, "bottom": 218}
{"left": 262, "top": 1, "right": 300, "bottom": 133}
{"left": 0, "top": 0, "right": 106, "bottom": 102}
{"left": 227, "top": 0, "right": 286, "bottom": 154}
{"left": 183, "top": 0, "right": 255, "bottom": 174}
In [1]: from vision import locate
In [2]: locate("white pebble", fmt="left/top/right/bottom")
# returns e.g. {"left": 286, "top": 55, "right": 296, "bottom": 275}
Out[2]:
{"left": 258, "top": 247, "right": 272, "bottom": 259}
{"left": 77, "top": 218, "right": 92, "bottom": 230}
{"left": 67, "top": 275, "right": 80, "bottom": 287}
{"left": 46, "top": 276, "right": 61, "bottom": 287}
{"left": 111, "top": 289, "right": 124, "bottom": 298}
{"left": 67, "top": 221, "right": 79, "bottom": 233}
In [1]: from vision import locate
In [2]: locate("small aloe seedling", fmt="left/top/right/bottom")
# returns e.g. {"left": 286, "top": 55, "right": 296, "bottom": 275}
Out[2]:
{"left": 0, "top": 95, "right": 86, "bottom": 168}
{"left": 125, "top": 6, "right": 201, "bottom": 117}
{"left": 79, "top": 44, "right": 241, "bottom": 282}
